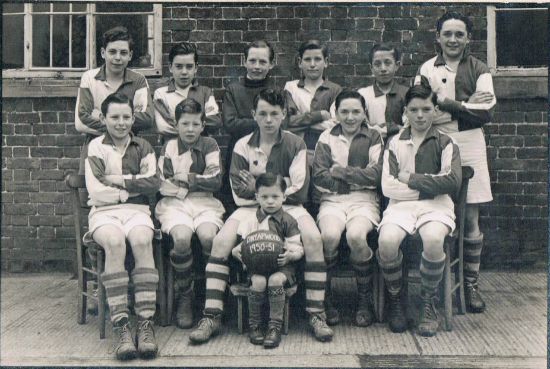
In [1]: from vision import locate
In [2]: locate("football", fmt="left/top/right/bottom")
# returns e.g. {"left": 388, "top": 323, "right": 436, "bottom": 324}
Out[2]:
{"left": 241, "top": 230, "right": 284, "bottom": 275}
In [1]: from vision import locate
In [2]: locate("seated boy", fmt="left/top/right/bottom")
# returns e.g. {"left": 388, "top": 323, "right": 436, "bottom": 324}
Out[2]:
{"left": 313, "top": 90, "right": 383, "bottom": 327}
{"left": 232, "top": 173, "right": 304, "bottom": 348}
{"left": 357, "top": 43, "right": 408, "bottom": 140}
{"left": 377, "top": 82, "right": 462, "bottom": 337}
{"left": 189, "top": 89, "right": 333, "bottom": 344}
{"left": 154, "top": 42, "right": 221, "bottom": 140}
{"left": 84, "top": 93, "right": 160, "bottom": 360}
{"left": 155, "top": 98, "right": 225, "bottom": 329}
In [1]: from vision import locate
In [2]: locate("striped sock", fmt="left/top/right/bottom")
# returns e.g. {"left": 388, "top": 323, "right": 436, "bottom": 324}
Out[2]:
{"left": 464, "top": 234, "right": 483, "bottom": 285}
{"left": 131, "top": 268, "right": 159, "bottom": 320}
{"left": 351, "top": 256, "right": 374, "bottom": 291}
{"left": 376, "top": 250, "right": 403, "bottom": 296}
{"left": 304, "top": 261, "right": 326, "bottom": 314}
{"left": 102, "top": 271, "right": 130, "bottom": 324}
{"left": 268, "top": 286, "right": 285, "bottom": 328}
{"left": 419, "top": 253, "right": 445, "bottom": 297}
{"left": 203, "top": 256, "right": 229, "bottom": 315}
{"left": 170, "top": 248, "right": 193, "bottom": 291}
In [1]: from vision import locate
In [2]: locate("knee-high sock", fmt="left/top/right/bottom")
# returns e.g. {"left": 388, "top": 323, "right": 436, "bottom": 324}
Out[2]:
{"left": 170, "top": 248, "right": 193, "bottom": 292}
{"left": 247, "top": 290, "right": 265, "bottom": 327}
{"left": 376, "top": 249, "right": 403, "bottom": 296}
{"left": 204, "top": 256, "right": 229, "bottom": 315}
{"left": 419, "top": 253, "right": 445, "bottom": 297}
{"left": 102, "top": 271, "right": 130, "bottom": 324}
{"left": 463, "top": 233, "right": 483, "bottom": 285}
{"left": 131, "top": 268, "right": 159, "bottom": 320}
{"left": 351, "top": 255, "right": 374, "bottom": 294}
{"left": 268, "top": 286, "right": 285, "bottom": 329}
{"left": 324, "top": 253, "right": 338, "bottom": 300}
{"left": 304, "top": 261, "right": 326, "bottom": 314}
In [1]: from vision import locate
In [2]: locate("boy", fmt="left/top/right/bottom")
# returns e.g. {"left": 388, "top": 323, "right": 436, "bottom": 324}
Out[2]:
{"left": 357, "top": 44, "right": 408, "bottom": 140}
{"left": 313, "top": 90, "right": 383, "bottom": 327}
{"left": 231, "top": 173, "right": 304, "bottom": 348}
{"left": 377, "top": 82, "right": 461, "bottom": 337}
{"left": 155, "top": 98, "right": 225, "bottom": 329}
{"left": 190, "top": 89, "right": 333, "bottom": 344}
{"left": 153, "top": 42, "right": 221, "bottom": 139}
{"left": 84, "top": 93, "right": 160, "bottom": 359}
{"left": 415, "top": 11, "right": 496, "bottom": 313}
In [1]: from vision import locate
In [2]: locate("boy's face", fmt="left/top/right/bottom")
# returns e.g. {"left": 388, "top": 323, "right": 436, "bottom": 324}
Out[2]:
{"left": 299, "top": 49, "right": 328, "bottom": 81}
{"left": 371, "top": 50, "right": 400, "bottom": 85}
{"left": 437, "top": 19, "right": 470, "bottom": 60}
{"left": 177, "top": 112, "right": 204, "bottom": 145}
{"left": 336, "top": 98, "right": 366, "bottom": 137}
{"left": 101, "top": 40, "right": 132, "bottom": 73}
{"left": 170, "top": 54, "right": 197, "bottom": 89}
{"left": 245, "top": 47, "right": 273, "bottom": 80}
{"left": 252, "top": 99, "right": 286, "bottom": 135}
{"left": 256, "top": 184, "right": 286, "bottom": 214}
{"left": 405, "top": 97, "right": 438, "bottom": 133}
{"left": 102, "top": 103, "right": 134, "bottom": 141}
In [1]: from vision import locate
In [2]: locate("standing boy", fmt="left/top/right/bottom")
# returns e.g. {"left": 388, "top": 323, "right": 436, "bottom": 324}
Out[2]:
{"left": 84, "top": 93, "right": 160, "bottom": 359}
{"left": 313, "top": 90, "right": 383, "bottom": 327}
{"left": 189, "top": 89, "right": 333, "bottom": 344}
{"left": 377, "top": 82, "right": 461, "bottom": 337}
{"left": 155, "top": 98, "right": 225, "bottom": 329}
{"left": 153, "top": 42, "right": 221, "bottom": 139}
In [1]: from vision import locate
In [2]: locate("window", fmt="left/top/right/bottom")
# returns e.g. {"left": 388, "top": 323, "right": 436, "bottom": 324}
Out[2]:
{"left": 2, "top": 3, "right": 162, "bottom": 78}
{"left": 487, "top": 5, "right": 548, "bottom": 76}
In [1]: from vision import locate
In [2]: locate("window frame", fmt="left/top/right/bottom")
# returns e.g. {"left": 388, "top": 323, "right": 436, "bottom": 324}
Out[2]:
{"left": 486, "top": 5, "right": 548, "bottom": 77}
{"left": 2, "top": 3, "right": 163, "bottom": 78}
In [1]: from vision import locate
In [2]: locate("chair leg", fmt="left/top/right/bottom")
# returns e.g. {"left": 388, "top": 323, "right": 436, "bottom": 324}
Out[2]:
{"left": 376, "top": 265, "right": 385, "bottom": 323}
{"left": 443, "top": 248, "right": 453, "bottom": 331}
{"left": 155, "top": 244, "right": 168, "bottom": 327}
{"left": 283, "top": 297, "right": 290, "bottom": 335}
{"left": 97, "top": 250, "right": 106, "bottom": 339}
{"left": 78, "top": 262, "right": 87, "bottom": 325}
{"left": 456, "top": 239, "right": 466, "bottom": 315}
{"left": 237, "top": 296, "right": 244, "bottom": 334}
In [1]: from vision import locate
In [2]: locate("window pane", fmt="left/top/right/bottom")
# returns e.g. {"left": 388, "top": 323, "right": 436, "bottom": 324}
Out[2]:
{"left": 496, "top": 9, "right": 548, "bottom": 68}
{"left": 2, "top": 15, "right": 24, "bottom": 68}
{"left": 32, "top": 3, "right": 51, "bottom": 13}
{"left": 72, "top": 3, "right": 87, "bottom": 12}
{"left": 3, "top": 3, "right": 24, "bottom": 13}
{"left": 72, "top": 15, "right": 87, "bottom": 68}
{"left": 32, "top": 15, "right": 51, "bottom": 67}
{"left": 53, "top": 3, "right": 70, "bottom": 12}
{"left": 95, "top": 14, "right": 153, "bottom": 68}
{"left": 52, "top": 15, "right": 70, "bottom": 67}
{"left": 95, "top": 3, "right": 153, "bottom": 13}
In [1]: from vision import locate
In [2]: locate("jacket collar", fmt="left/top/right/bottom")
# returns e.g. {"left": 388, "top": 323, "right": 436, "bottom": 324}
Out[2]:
{"left": 330, "top": 122, "right": 371, "bottom": 138}
{"left": 102, "top": 131, "right": 138, "bottom": 146}
{"left": 94, "top": 64, "right": 133, "bottom": 86}
{"left": 177, "top": 135, "right": 203, "bottom": 155}
{"left": 373, "top": 80, "right": 400, "bottom": 97}
{"left": 247, "top": 128, "right": 283, "bottom": 147}
{"left": 399, "top": 125, "right": 439, "bottom": 142}
{"left": 297, "top": 77, "right": 331, "bottom": 90}
{"left": 434, "top": 49, "right": 470, "bottom": 67}
{"left": 256, "top": 206, "right": 285, "bottom": 224}
{"left": 244, "top": 76, "right": 270, "bottom": 88}
{"left": 167, "top": 78, "right": 199, "bottom": 93}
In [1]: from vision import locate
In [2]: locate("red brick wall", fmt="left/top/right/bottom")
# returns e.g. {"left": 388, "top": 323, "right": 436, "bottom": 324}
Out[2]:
{"left": 2, "top": 4, "right": 547, "bottom": 271}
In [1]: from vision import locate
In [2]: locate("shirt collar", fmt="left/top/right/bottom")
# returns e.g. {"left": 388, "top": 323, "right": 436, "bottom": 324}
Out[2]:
{"left": 247, "top": 128, "right": 284, "bottom": 147}
{"left": 373, "top": 80, "right": 399, "bottom": 97}
{"left": 167, "top": 78, "right": 199, "bottom": 93}
{"left": 177, "top": 135, "right": 203, "bottom": 155}
{"left": 434, "top": 49, "right": 470, "bottom": 67}
{"left": 297, "top": 77, "right": 330, "bottom": 90}
{"left": 256, "top": 206, "right": 285, "bottom": 224}
{"left": 94, "top": 64, "right": 133, "bottom": 85}
{"left": 330, "top": 122, "right": 371, "bottom": 138}
{"left": 399, "top": 125, "right": 439, "bottom": 142}
{"left": 102, "top": 131, "right": 138, "bottom": 146}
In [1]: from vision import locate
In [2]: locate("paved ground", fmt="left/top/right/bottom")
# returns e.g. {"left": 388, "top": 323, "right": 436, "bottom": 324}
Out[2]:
{"left": 0, "top": 271, "right": 546, "bottom": 368}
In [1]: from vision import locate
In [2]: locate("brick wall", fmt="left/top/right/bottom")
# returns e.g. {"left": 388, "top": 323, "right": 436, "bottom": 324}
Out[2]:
{"left": 2, "top": 4, "right": 547, "bottom": 272}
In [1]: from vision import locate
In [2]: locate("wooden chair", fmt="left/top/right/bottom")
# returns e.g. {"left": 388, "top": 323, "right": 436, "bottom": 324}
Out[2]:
{"left": 66, "top": 173, "right": 169, "bottom": 339}
{"left": 376, "top": 166, "right": 474, "bottom": 331}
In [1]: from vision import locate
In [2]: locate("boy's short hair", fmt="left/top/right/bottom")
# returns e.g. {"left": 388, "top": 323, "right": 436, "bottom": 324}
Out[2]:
{"left": 253, "top": 88, "right": 286, "bottom": 111}
{"left": 101, "top": 92, "right": 134, "bottom": 116}
{"left": 405, "top": 78, "right": 437, "bottom": 107}
{"left": 175, "top": 98, "right": 204, "bottom": 123}
{"left": 102, "top": 26, "right": 133, "bottom": 51}
{"left": 298, "top": 39, "right": 328, "bottom": 58}
{"left": 255, "top": 172, "right": 287, "bottom": 193}
{"left": 369, "top": 43, "right": 401, "bottom": 64}
{"left": 169, "top": 42, "right": 198, "bottom": 65}
{"left": 244, "top": 40, "right": 275, "bottom": 62}
{"left": 436, "top": 11, "right": 473, "bottom": 34}
{"left": 335, "top": 89, "right": 366, "bottom": 111}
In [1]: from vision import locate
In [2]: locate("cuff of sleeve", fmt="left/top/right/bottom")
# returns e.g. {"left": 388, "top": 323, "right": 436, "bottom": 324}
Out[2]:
{"left": 311, "top": 111, "right": 324, "bottom": 123}
{"left": 188, "top": 173, "right": 197, "bottom": 190}
{"left": 176, "top": 188, "right": 189, "bottom": 200}
{"left": 407, "top": 173, "right": 423, "bottom": 190}
{"left": 440, "top": 98, "right": 463, "bottom": 113}
{"left": 119, "top": 190, "right": 129, "bottom": 203}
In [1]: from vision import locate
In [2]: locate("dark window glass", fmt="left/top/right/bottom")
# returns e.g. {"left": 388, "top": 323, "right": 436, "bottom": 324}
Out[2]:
{"left": 95, "top": 3, "right": 153, "bottom": 13}
{"left": 52, "top": 15, "right": 70, "bottom": 67}
{"left": 3, "top": 3, "right": 24, "bottom": 13}
{"left": 2, "top": 14, "right": 24, "bottom": 68}
{"left": 32, "top": 3, "right": 51, "bottom": 12}
{"left": 32, "top": 15, "right": 50, "bottom": 67}
{"left": 53, "top": 3, "right": 70, "bottom": 12}
{"left": 72, "top": 14, "right": 87, "bottom": 68}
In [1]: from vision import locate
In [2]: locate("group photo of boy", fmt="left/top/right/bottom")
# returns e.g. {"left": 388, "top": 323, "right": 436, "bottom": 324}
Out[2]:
{"left": 75, "top": 10, "right": 495, "bottom": 361}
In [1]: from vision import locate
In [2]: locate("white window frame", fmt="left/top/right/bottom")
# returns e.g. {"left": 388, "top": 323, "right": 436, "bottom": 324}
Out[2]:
{"left": 487, "top": 5, "right": 548, "bottom": 77}
{"left": 2, "top": 3, "right": 162, "bottom": 78}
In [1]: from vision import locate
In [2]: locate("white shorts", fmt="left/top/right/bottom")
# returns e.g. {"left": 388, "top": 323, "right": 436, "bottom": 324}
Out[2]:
{"left": 155, "top": 195, "right": 225, "bottom": 234}
{"left": 228, "top": 204, "right": 310, "bottom": 223}
{"left": 88, "top": 205, "right": 154, "bottom": 238}
{"left": 317, "top": 191, "right": 381, "bottom": 226}
{"left": 378, "top": 196, "right": 455, "bottom": 235}
{"left": 448, "top": 128, "right": 493, "bottom": 204}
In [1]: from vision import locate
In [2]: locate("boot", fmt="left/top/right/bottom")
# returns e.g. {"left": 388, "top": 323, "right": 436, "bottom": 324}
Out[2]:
{"left": 188, "top": 313, "right": 222, "bottom": 344}
{"left": 355, "top": 283, "right": 375, "bottom": 327}
{"left": 248, "top": 290, "right": 265, "bottom": 345}
{"left": 465, "top": 281, "right": 486, "bottom": 313}
{"left": 325, "top": 270, "right": 340, "bottom": 325}
{"left": 417, "top": 293, "right": 439, "bottom": 337}
{"left": 387, "top": 291, "right": 407, "bottom": 333}
{"left": 175, "top": 286, "right": 194, "bottom": 329}
{"left": 135, "top": 319, "right": 158, "bottom": 359}
{"left": 112, "top": 318, "right": 137, "bottom": 361}
{"left": 263, "top": 320, "right": 282, "bottom": 348}
{"left": 463, "top": 234, "right": 485, "bottom": 313}
{"left": 308, "top": 312, "right": 333, "bottom": 342}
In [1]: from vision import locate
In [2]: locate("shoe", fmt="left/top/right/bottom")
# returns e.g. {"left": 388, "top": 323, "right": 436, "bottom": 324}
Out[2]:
{"left": 263, "top": 324, "right": 281, "bottom": 348}
{"left": 308, "top": 313, "right": 333, "bottom": 342}
{"left": 355, "top": 289, "right": 375, "bottom": 327}
{"left": 136, "top": 319, "right": 158, "bottom": 359}
{"left": 112, "top": 319, "right": 137, "bottom": 361}
{"left": 417, "top": 294, "right": 439, "bottom": 337}
{"left": 175, "top": 287, "right": 194, "bottom": 329}
{"left": 87, "top": 287, "right": 98, "bottom": 315}
{"left": 325, "top": 297, "right": 340, "bottom": 326}
{"left": 465, "top": 283, "right": 486, "bottom": 313}
{"left": 387, "top": 292, "right": 407, "bottom": 333}
{"left": 248, "top": 324, "right": 264, "bottom": 345}
{"left": 189, "top": 314, "right": 221, "bottom": 344}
